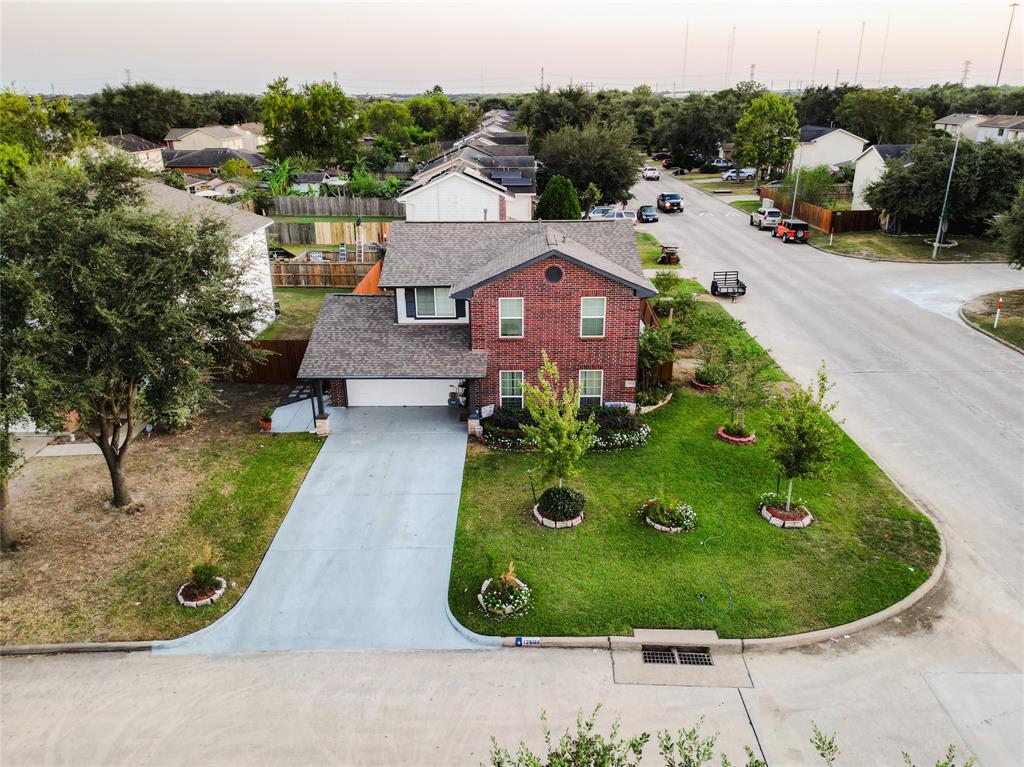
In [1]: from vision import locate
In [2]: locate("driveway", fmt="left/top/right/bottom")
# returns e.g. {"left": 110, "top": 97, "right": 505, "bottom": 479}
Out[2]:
{"left": 156, "top": 407, "right": 497, "bottom": 654}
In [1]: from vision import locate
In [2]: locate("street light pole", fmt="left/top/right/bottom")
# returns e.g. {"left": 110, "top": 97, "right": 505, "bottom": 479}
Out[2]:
{"left": 790, "top": 140, "right": 804, "bottom": 218}
{"left": 996, "top": 2, "right": 1020, "bottom": 86}
{"left": 932, "top": 129, "right": 962, "bottom": 260}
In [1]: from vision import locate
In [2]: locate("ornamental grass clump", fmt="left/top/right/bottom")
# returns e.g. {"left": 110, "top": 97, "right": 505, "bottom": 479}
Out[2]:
{"left": 190, "top": 543, "right": 222, "bottom": 593}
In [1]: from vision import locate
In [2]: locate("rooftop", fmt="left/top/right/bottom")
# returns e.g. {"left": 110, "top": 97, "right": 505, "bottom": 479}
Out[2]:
{"left": 161, "top": 148, "right": 268, "bottom": 169}
{"left": 977, "top": 115, "right": 1024, "bottom": 129}
{"left": 297, "top": 295, "right": 487, "bottom": 379}
{"left": 934, "top": 113, "right": 987, "bottom": 125}
{"left": 102, "top": 133, "right": 161, "bottom": 153}
{"left": 141, "top": 180, "right": 272, "bottom": 238}
{"left": 165, "top": 125, "right": 244, "bottom": 142}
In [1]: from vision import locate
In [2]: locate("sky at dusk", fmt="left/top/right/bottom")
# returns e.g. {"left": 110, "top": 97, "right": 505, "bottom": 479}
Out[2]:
{"left": 2, "top": 0, "right": 1022, "bottom": 95}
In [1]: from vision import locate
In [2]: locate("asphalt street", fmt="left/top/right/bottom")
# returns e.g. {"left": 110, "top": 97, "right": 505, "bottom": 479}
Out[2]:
{"left": 2, "top": 177, "right": 1023, "bottom": 765}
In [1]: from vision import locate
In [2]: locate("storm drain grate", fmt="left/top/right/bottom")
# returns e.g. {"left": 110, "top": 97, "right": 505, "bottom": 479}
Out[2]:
{"left": 640, "top": 645, "right": 714, "bottom": 667}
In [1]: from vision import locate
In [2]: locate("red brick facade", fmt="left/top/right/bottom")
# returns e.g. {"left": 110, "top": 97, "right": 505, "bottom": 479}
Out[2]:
{"left": 470, "top": 255, "right": 640, "bottom": 409}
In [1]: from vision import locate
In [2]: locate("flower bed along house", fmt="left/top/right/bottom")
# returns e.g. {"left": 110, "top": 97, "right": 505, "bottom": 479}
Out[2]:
{"left": 481, "top": 405, "right": 650, "bottom": 452}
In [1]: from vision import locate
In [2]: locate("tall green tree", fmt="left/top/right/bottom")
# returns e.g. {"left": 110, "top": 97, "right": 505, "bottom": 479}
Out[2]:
{"left": 516, "top": 85, "right": 598, "bottom": 142}
{"left": 991, "top": 180, "right": 1024, "bottom": 269}
{"left": 535, "top": 174, "right": 581, "bottom": 220}
{"left": 765, "top": 364, "right": 843, "bottom": 511}
{"left": 538, "top": 120, "right": 643, "bottom": 204}
{"left": 835, "top": 88, "right": 934, "bottom": 144}
{"left": 0, "top": 154, "right": 262, "bottom": 509}
{"left": 655, "top": 93, "right": 730, "bottom": 163}
{"left": 362, "top": 100, "right": 415, "bottom": 145}
{"left": 732, "top": 93, "right": 798, "bottom": 181}
{"left": 261, "top": 77, "right": 362, "bottom": 168}
{"left": 0, "top": 89, "right": 95, "bottom": 161}
{"left": 796, "top": 84, "right": 863, "bottom": 127}
{"left": 82, "top": 82, "right": 214, "bottom": 141}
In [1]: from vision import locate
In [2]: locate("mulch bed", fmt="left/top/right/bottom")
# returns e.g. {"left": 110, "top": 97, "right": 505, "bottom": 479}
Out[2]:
{"left": 177, "top": 582, "right": 218, "bottom": 603}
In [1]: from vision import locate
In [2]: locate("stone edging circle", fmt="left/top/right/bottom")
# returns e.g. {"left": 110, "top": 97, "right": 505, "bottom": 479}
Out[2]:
{"left": 715, "top": 426, "right": 757, "bottom": 445}
{"left": 690, "top": 379, "right": 721, "bottom": 393}
{"left": 533, "top": 504, "right": 584, "bottom": 529}
{"left": 477, "top": 577, "right": 529, "bottom": 616}
{"left": 759, "top": 504, "right": 814, "bottom": 529}
{"left": 957, "top": 305, "right": 1024, "bottom": 357}
{"left": 177, "top": 577, "right": 227, "bottom": 608}
{"left": 643, "top": 516, "right": 685, "bottom": 534}
{"left": 639, "top": 391, "right": 674, "bottom": 414}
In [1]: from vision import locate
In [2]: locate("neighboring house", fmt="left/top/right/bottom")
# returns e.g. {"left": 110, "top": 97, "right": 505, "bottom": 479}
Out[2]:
{"left": 297, "top": 220, "right": 654, "bottom": 417}
{"left": 975, "top": 115, "right": 1024, "bottom": 144}
{"left": 794, "top": 125, "right": 868, "bottom": 169}
{"left": 290, "top": 172, "right": 334, "bottom": 195}
{"left": 143, "top": 181, "right": 276, "bottom": 333}
{"left": 164, "top": 125, "right": 245, "bottom": 151}
{"left": 101, "top": 133, "right": 165, "bottom": 171}
{"left": 398, "top": 165, "right": 532, "bottom": 221}
{"left": 161, "top": 148, "right": 268, "bottom": 175}
{"left": 227, "top": 122, "right": 267, "bottom": 152}
{"left": 190, "top": 177, "right": 247, "bottom": 198}
{"left": 933, "top": 113, "right": 988, "bottom": 141}
{"left": 850, "top": 144, "right": 913, "bottom": 210}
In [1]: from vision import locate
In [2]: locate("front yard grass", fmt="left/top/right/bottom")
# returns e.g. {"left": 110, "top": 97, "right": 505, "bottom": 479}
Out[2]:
{"left": 730, "top": 200, "right": 761, "bottom": 214}
{"left": 692, "top": 179, "right": 758, "bottom": 195}
{"left": 962, "top": 289, "right": 1024, "bottom": 351}
{"left": 636, "top": 231, "right": 679, "bottom": 269}
{"left": 449, "top": 390, "right": 939, "bottom": 640}
{"left": 260, "top": 287, "right": 349, "bottom": 340}
{"left": 1, "top": 384, "right": 322, "bottom": 644}
{"left": 809, "top": 230, "right": 1006, "bottom": 263}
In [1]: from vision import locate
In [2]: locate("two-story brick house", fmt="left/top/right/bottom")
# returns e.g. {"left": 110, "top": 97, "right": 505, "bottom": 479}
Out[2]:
{"left": 296, "top": 220, "right": 655, "bottom": 425}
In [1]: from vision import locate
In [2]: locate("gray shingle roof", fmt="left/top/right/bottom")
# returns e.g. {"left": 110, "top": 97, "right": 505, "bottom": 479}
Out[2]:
{"left": 450, "top": 226, "right": 655, "bottom": 299}
{"left": 799, "top": 125, "right": 838, "bottom": 142}
{"left": 161, "top": 148, "right": 267, "bottom": 169}
{"left": 934, "top": 113, "right": 986, "bottom": 125}
{"left": 379, "top": 220, "right": 653, "bottom": 296}
{"left": 141, "top": 180, "right": 272, "bottom": 238}
{"left": 978, "top": 115, "right": 1024, "bottom": 129}
{"left": 874, "top": 144, "right": 912, "bottom": 161}
{"left": 165, "top": 125, "right": 243, "bottom": 142}
{"left": 103, "top": 133, "right": 161, "bottom": 153}
{"left": 297, "top": 295, "right": 487, "bottom": 379}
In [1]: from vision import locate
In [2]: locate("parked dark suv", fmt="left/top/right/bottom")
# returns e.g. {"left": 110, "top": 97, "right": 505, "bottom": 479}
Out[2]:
{"left": 637, "top": 205, "right": 659, "bottom": 223}
{"left": 657, "top": 192, "right": 684, "bottom": 213}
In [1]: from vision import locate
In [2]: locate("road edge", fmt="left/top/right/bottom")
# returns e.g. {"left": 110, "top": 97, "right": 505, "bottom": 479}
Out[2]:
{"left": 957, "top": 304, "right": 1024, "bottom": 356}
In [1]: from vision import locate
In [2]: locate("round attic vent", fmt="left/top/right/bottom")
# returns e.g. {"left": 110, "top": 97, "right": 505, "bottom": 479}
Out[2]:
{"left": 545, "top": 265, "right": 563, "bottom": 284}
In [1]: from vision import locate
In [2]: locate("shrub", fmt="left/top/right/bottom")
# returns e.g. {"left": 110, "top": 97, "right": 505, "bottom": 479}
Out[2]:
{"left": 538, "top": 486, "right": 585, "bottom": 521}
{"left": 652, "top": 270, "right": 682, "bottom": 294}
{"left": 723, "top": 421, "right": 753, "bottom": 438}
{"left": 635, "top": 382, "right": 672, "bottom": 407}
{"left": 694, "top": 364, "right": 724, "bottom": 387}
{"left": 480, "top": 560, "right": 531, "bottom": 614}
{"left": 535, "top": 174, "right": 582, "bottom": 220}
{"left": 260, "top": 405, "right": 274, "bottom": 421}
{"left": 637, "top": 498, "right": 697, "bottom": 531}
{"left": 190, "top": 543, "right": 221, "bottom": 591}
{"left": 758, "top": 491, "right": 807, "bottom": 511}
{"left": 699, "top": 163, "right": 720, "bottom": 174}
{"left": 483, "top": 405, "right": 650, "bottom": 451}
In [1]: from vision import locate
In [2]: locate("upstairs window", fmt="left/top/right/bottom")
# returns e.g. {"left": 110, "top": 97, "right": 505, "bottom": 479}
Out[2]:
{"left": 580, "top": 296, "right": 606, "bottom": 337}
{"left": 499, "top": 297, "right": 524, "bottom": 337}
{"left": 579, "top": 370, "right": 603, "bottom": 407}
{"left": 415, "top": 287, "right": 456, "bottom": 318}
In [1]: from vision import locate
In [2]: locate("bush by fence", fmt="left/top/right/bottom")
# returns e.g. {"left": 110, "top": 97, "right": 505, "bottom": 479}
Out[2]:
{"left": 760, "top": 191, "right": 879, "bottom": 233}
{"left": 269, "top": 196, "right": 405, "bottom": 218}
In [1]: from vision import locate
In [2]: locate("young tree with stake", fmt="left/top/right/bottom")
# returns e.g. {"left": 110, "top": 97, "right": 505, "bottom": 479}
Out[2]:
{"left": 715, "top": 336, "right": 773, "bottom": 438}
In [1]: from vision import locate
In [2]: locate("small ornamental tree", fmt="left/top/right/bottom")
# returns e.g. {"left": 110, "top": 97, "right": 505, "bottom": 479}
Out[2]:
{"left": 715, "top": 337, "right": 773, "bottom": 437}
{"left": 535, "top": 174, "right": 581, "bottom": 220}
{"left": 218, "top": 158, "right": 254, "bottom": 179}
{"left": 520, "top": 351, "right": 598, "bottom": 488}
{"left": 579, "top": 182, "right": 601, "bottom": 217}
{"left": 638, "top": 326, "right": 675, "bottom": 392}
{"left": 765, "top": 364, "right": 844, "bottom": 511}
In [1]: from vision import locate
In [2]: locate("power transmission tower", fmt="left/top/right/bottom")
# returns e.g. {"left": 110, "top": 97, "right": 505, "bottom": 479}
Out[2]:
{"left": 853, "top": 21, "right": 866, "bottom": 84}
{"left": 996, "top": 2, "right": 1020, "bottom": 86}
{"left": 540, "top": 67, "right": 544, "bottom": 89}
{"left": 749, "top": 63, "right": 756, "bottom": 81}
{"left": 878, "top": 15, "right": 891, "bottom": 85}
{"left": 333, "top": 71, "right": 339, "bottom": 87}
{"left": 681, "top": 21, "right": 690, "bottom": 91}
{"left": 834, "top": 68, "right": 840, "bottom": 88}
{"left": 961, "top": 60, "right": 972, "bottom": 85}
{"left": 124, "top": 68, "right": 132, "bottom": 86}
{"left": 810, "top": 29, "right": 821, "bottom": 86}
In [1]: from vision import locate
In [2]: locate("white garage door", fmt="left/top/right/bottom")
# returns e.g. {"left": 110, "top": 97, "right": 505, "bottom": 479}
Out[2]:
{"left": 345, "top": 379, "right": 460, "bottom": 407}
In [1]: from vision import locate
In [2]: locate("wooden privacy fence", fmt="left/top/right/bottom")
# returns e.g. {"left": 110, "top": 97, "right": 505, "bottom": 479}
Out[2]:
{"left": 270, "top": 220, "right": 391, "bottom": 245}
{"left": 760, "top": 191, "right": 879, "bottom": 233}
{"left": 271, "top": 261, "right": 374, "bottom": 288}
{"left": 233, "top": 339, "right": 309, "bottom": 384}
{"left": 269, "top": 196, "right": 405, "bottom": 217}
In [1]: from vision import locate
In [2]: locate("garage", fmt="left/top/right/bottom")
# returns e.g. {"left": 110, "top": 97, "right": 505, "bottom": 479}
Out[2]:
{"left": 345, "top": 379, "right": 462, "bottom": 407}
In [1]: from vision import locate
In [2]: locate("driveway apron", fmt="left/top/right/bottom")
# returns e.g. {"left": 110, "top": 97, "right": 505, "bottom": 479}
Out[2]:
{"left": 155, "top": 407, "right": 497, "bottom": 653}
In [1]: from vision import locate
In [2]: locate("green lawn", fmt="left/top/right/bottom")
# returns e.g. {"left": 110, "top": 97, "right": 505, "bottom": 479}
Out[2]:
{"left": 692, "top": 179, "right": 758, "bottom": 195}
{"left": 260, "top": 288, "right": 348, "bottom": 340}
{"left": 730, "top": 200, "right": 761, "bottom": 214}
{"left": 100, "top": 432, "right": 323, "bottom": 640}
{"left": 449, "top": 390, "right": 939, "bottom": 639}
{"left": 636, "top": 231, "right": 680, "bottom": 269}
{"left": 963, "top": 289, "right": 1024, "bottom": 351}
{"left": 809, "top": 230, "right": 1006, "bottom": 263}
{"left": 271, "top": 215, "right": 402, "bottom": 224}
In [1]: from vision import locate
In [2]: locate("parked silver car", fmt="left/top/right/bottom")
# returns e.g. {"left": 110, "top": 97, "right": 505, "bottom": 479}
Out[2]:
{"left": 749, "top": 206, "right": 782, "bottom": 230}
{"left": 722, "top": 167, "right": 756, "bottom": 181}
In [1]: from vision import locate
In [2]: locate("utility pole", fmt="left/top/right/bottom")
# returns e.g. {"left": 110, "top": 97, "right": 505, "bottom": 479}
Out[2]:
{"left": 540, "top": 66, "right": 545, "bottom": 89}
{"left": 725, "top": 26, "right": 736, "bottom": 88}
{"left": 124, "top": 68, "right": 132, "bottom": 86}
{"left": 835, "top": 68, "right": 840, "bottom": 88}
{"left": 878, "top": 15, "right": 891, "bottom": 85}
{"left": 961, "top": 60, "right": 972, "bottom": 85}
{"left": 749, "top": 63, "right": 756, "bottom": 81}
{"left": 853, "top": 21, "right": 866, "bottom": 84}
{"left": 996, "top": 2, "right": 1020, "bottom": 86}
{"left": 681, "top": 21, "right": 690, "bottom": 91}
{"left": 810, "top": 29, "right": 821, "bottom": 86}
{"left": 932, "top": 128, "right": 962, "bottom": 259}
{"left": 333, "top": 71, "right": 339, "bottom": 87}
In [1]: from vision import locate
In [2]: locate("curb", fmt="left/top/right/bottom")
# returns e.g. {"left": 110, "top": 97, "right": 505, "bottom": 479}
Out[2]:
{"left": 445, "top": 600, "right": 503, "bottom": 649}
{"left": 1, "top": 640, "right": 153, "bottom": 657}
{"left": 957, "top": 305, "right": 1024, "bottom": 356}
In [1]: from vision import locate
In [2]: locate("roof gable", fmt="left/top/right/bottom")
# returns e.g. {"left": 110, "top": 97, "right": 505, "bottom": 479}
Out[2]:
{"left": 141, "top": 180, "right": 272, "bottom": 238}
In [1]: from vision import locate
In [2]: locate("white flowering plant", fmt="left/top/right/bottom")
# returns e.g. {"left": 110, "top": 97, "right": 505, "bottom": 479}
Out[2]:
{"left": 759, "top": 491, "right": 808, "bottom": 511}
{"left": 637, "top": 497, "right": 697, "bottom": 532}
{"left": 480, "top": 561, "right": 531, "bottom": 616}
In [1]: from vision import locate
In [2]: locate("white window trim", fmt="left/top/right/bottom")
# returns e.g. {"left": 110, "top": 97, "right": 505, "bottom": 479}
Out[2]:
{"left": 415, "top": 287, "right": 457, "bottom": 319}
{"left": 499, "top": 370, "right": 524, "bottom": 407}
{"left": 578, "top": 370, "right": 604, "bottom": 406}
{"left": 499, "top": 297, "right": 524, "bottom": 338}
{"left": 580, "top": 296, "right": 607, "bottom": 338}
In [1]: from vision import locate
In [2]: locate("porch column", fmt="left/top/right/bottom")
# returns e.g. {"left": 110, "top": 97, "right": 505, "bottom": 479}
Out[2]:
{"left": 467, "top": 379, "right": 480, "bottom": 418}
{"left": 314, "top": 379, "right": 326, "bottom": 419}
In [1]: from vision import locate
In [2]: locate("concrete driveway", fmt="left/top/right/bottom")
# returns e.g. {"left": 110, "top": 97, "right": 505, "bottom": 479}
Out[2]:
{"left": 156, "top": 407, "right": 497, "bottom": 654}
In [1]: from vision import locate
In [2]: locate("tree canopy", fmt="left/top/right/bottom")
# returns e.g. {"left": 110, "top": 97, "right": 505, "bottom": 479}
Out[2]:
{"left": 992, "top": 180, "right": 1024, "bottom": 269}
{"left": 261, "top": 77, "right": 362, "bottom": 168}
{"left": 535, "top": 174, "right": 581, "bottom": 220}
{"left": 538, "top": 120, "right": 643, "bottom": 204}
{"left": 835, "top": 88, "right": 934, "bottom": 144}
{"left": 732, "top": 93, "right": 798, "bottom": 179}
{"left": 0, "top": 89, "right": 95, "bottom": 162}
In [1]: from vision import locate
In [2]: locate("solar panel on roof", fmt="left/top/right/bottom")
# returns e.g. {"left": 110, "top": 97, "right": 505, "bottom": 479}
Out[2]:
{"left": 502, "top": 177, "right": 533, "bottom": 187}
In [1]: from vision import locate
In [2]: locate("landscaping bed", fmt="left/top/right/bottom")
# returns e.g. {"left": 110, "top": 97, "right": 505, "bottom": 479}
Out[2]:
{"left": 962, "top": 290, "right": 1024, "bottom": 352}
{"left": 449, "top": 387, "right": 940, "bottom": 639}
{"left": 482, "top": 405, "right": 651, "bottom": 451}
{"left": 809, "top": 230, "right": 1006, "bottom": 263}
{"left": 0, "top": 383, "right": 322, "bottom": 645}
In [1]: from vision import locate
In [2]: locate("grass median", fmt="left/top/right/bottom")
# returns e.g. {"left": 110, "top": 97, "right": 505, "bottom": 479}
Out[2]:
{"left": 809, "top": 230, "right": 1006, "bottom": 263}
{"left": 962, "top": 289, "right": 1024, "bottom": 351}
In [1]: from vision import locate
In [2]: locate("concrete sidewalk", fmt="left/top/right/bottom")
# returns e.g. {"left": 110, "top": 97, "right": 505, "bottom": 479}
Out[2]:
{"left": 156, "top": 407, "right": 497, "bottom": 654}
